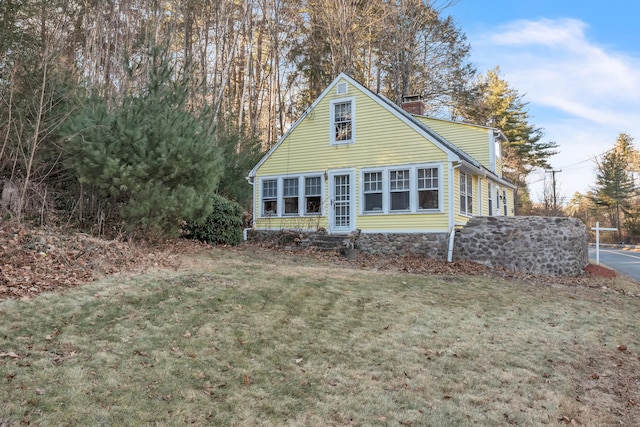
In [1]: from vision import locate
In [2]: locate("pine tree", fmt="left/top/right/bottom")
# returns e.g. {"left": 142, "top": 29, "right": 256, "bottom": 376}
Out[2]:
{"left": 456, "top": 67, "right": 558, "bottom": 214}
{"left": 215, "top": 129, "right": 263, "bottom": 210}
{"left": 62, "top": 45, "right": 224, "bottom": 237}
{"left": 590, "top": 133, "right": 637, "bottom": 241}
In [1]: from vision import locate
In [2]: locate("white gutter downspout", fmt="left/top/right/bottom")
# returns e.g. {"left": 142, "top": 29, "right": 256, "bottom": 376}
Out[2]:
{"left": 244, "top": 176, "right": 255, "bottom": 240}
{"left": 448, "top": 162, "right": 462, "bottom": 262}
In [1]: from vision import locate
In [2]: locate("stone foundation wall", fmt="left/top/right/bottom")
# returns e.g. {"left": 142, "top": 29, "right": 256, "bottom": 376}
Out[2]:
{"left": 247, "top": 216, "right": 589, "bottom": 276}
{"left": 356, "top": 232, "right": 449, "bottom": 258}
{"left": 454, "top": 216, "right": 588, "bottom": 276}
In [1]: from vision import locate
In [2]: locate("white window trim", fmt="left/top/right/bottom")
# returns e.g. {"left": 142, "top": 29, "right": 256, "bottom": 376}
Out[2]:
{"left": 360, "top": 163, "right": 443, "bottom": 215}
{"left": 303, "top": 176, "right": 323, "bottom": 216}
{"left": 492, "top": 183, "right": 502, "bottom": 216}
{"left": 330, "top": 97, "right": 356, "bottom": 146}
{"left": 258, "top": 174, "right": 325, "bottom": 218}
{"left": 261, "top": 178, "right": 279, "bottom": 217}
{"left": 460, "top": 171, "right": 473, "bottom": 217}
{"left": 362, "top": 171, "right": 383, "bottom": 213}
{"left": 389, "top": 169, "right": 411, "bottom": 212}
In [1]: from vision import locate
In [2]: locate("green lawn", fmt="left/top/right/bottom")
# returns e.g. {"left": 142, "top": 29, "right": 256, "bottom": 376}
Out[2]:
{"left": 1, "top": 247, "right": 639, "bottom": 426}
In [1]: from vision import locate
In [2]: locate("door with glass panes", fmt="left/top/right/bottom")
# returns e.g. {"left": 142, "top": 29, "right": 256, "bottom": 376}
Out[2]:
{"left": 329, "top": 170, "right": 355, "bottom": 233}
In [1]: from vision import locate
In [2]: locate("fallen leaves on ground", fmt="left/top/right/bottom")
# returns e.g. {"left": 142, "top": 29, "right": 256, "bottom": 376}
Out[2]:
{"left": 2, "top": 220, "right": 636, "bottom": 302}
{"left": 1, "top": 222, "right": 639, "bottom": 424}
{"left": 0, "top": 220, "right": 204, "bottom": 301}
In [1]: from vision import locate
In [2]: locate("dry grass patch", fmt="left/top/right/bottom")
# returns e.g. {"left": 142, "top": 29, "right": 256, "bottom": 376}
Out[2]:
{"left": 0, "top": 246, "right": 639, "bottom": 426}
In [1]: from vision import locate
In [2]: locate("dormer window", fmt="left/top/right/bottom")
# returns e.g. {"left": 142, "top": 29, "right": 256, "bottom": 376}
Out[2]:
{"left": 330, "top": 98, "right": 355, "bottom": 145}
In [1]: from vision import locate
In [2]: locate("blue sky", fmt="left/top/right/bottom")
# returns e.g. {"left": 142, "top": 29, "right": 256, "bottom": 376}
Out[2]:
{"left": 445, "top": 0, "right": 640, "bottom": 204}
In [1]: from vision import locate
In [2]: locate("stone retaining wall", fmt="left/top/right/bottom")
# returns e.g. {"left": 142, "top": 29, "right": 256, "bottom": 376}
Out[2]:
{"left": 356, "top": 232, "right": 449, "bottom": 258}
{"left": 247, "top": 216, "right": 589, "bottom": 276}
{"left": 454, "top": 216, "right": 588, "bottom": 276}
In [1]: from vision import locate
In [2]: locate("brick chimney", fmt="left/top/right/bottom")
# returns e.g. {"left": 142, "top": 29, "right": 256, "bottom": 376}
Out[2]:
{"left": 401, "top": 95, "right": 425, "bottom": 116}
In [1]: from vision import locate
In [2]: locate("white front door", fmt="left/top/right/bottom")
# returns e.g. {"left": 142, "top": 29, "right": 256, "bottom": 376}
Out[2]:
{"left": 329, "top": 170, "right": 355, "bottom": 233}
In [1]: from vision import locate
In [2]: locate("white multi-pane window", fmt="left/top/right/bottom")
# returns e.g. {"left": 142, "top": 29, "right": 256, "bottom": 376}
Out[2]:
{"left": 334, "top": 102, "right": 351, "bottom": 141}
{"left": 283, "top": 178, "right": 299, "bottom": 215}
{"left": 390, "top": 169, "right": 410, "bottom": 211}
{"left": 305, "top": 177, "right": 322, "bottom": 214}
{"left": 262, "top": 179, "right": 278, "bottom": 216}
{"left": 363, "top": 172, "right": 383, "bottom": 212}
{"left": 361, "top": 165, "right": 441, "bottom": 214}
{"left": 259, "top": 175, "right": 323, "bottom": 218}
{"left": 417, "top": 167, "right": 438, "bottom": 209}
{"left": 460, "top": 171, "right": 473, "bottom": 216}
{"left": 330, "top": 98, "right": 355, "bottom": 145}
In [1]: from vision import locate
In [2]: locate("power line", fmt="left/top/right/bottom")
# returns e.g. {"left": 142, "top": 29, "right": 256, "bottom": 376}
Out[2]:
{"left": 556, "top": 147, "right": 616, "bottom": 171}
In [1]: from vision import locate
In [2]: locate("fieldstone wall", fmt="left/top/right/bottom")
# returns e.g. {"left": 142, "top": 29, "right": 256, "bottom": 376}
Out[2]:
{"left": 356, "top": 232, "right": 449, "bottom": 258}
{"left": 454, "top": 216, "right": 588, "bottom": 276}
{"left": 246, "top": 216, "right": 589, "bottom": 276}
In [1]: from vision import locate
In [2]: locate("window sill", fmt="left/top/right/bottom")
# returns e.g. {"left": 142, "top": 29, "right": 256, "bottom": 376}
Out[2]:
{"left": 362, "top": 210, "right": 443, "bottom": 215}
{"left": 260, "top": 214, "right": 325, "bottom": 219}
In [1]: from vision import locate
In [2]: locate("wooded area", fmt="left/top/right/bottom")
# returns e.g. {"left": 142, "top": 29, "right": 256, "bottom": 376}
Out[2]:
{"left": 0, "top": 0, "right": 559, "bottom": 237}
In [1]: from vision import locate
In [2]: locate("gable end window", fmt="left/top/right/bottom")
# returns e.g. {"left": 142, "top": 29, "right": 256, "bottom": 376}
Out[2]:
{"left": 330, "top": 98, "right": 355, "bottom": 145}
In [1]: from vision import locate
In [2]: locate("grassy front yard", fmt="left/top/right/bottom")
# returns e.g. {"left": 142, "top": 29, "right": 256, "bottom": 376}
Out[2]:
{"left": 1, "top": 247, "right": 639, "bottom": 426}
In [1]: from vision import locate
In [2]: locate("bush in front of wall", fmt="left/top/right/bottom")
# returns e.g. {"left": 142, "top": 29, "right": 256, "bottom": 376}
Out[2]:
{"left": 185, "top": 194, "right": 243, "bottom": 245}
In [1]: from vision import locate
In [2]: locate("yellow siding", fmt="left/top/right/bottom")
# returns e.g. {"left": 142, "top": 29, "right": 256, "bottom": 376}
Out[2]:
{"left": 480, "top": 178, "right": 489, "bottom": 216}
{"left": 255, "top": 78, "right": 453, "bottom": 232}
{"left": 254, "top": 215, "right": 329, "bottom": 230}
{"left": 417, "top": 117, "right": 492, "bottom": 170}
{"left": 453, "top": 169, "right": 476, "bottom": 226}
{"left": 257, "top": 84, "right": 447, "bottom": 176}
{"left": 506, "top": 187, "right": 515, "bottom": 216}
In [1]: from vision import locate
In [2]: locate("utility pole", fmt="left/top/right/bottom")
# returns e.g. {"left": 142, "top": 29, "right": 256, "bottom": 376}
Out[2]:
{"left": 545, "top": 169, "right": 562, "bottom": 214}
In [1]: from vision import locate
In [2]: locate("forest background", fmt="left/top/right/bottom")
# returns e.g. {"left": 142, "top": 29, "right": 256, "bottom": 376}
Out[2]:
{"left": 0, "top": 0, "right": 634, "bottom": 241}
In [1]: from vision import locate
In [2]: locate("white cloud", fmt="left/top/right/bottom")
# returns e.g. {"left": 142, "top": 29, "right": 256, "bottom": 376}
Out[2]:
{"left": 491, "top": 18, "right": 589, "bottom": 49}
{"left": 484, "top": 19, "right": 640, "bottom": 113}
{"left": 469, "top": 18, "right": 640, "bottom": 202}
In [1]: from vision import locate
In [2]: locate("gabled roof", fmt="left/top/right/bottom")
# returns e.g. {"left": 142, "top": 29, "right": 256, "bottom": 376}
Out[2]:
{"left": 248, "top": 72, "right": 513, "bottom": 189}
{"left": 374, "top": 92, "right": 482, "bottom": 169}
{"left": 418, "top": 115, "right": 509, "bottom": 144}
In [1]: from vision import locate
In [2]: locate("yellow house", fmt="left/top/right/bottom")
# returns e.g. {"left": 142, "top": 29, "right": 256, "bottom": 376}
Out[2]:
{"left": 247, "top": 73, "right": 515, "bottom": 239}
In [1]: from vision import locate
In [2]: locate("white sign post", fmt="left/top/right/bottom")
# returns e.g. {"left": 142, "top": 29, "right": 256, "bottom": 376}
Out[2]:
{"left": 591, "top": 221, "right": 618, "bottom": 265}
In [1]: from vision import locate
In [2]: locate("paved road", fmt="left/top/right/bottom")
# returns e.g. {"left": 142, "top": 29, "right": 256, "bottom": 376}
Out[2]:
{"left": 588, "top": 246, "right": 640, "bottom": 281}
